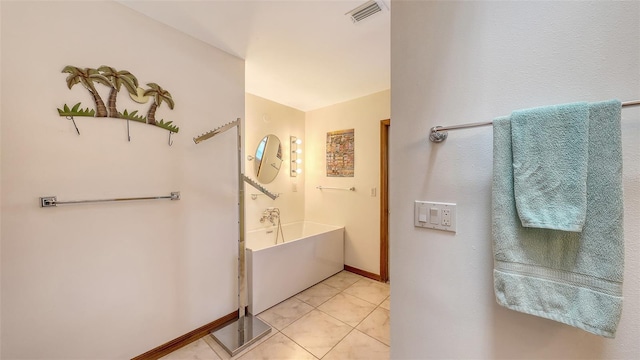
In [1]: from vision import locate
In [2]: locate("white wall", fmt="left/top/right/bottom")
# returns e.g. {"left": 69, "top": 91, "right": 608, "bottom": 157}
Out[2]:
{"left": 305, "top": 90, "right": 390, "bottom": 275}
{"left": 390, "top": 1, "right": 639, "bottom": 359}
{"left": 244, "top": 94, "right": 305, "bottom": 231}
{"left": 1, "top": 1, "right": 244, "bottom": 358}
{"left": 0, "top": 2, "right": 3, "bottom": 356}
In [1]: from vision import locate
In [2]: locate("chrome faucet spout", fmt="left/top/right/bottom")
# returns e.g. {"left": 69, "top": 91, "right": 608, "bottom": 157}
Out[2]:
{"left": 260, "top": 208, "right": 280, "bottom": 226}
{"left": 259, "top": 208, "right": 283, "bottom": 243}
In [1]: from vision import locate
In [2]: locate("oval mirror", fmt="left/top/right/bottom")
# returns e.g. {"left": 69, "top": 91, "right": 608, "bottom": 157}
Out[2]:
{"left": 254, "top": 134, "right": 282, "bottom": 184}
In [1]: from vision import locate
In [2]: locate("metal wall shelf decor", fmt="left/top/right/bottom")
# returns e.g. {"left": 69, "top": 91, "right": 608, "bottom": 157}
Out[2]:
{"left": 57, "top": 65, "right": 179, "bottom": 145}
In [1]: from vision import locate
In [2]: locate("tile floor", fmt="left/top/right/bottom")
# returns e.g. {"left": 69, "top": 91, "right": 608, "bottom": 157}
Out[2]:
{"left": 161, "top": 271, "right": 390, "bottom": 360}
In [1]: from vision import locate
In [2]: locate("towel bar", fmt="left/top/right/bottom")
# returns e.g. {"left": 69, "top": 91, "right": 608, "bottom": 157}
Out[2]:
{"left": 316, "top": 186, "right": 356, "bottom": 191}
{"left": 40, "top": 192, "right": 180, "bottom": 207}
{"left": 429, "top": 99, "right": 640, "bottom": 143}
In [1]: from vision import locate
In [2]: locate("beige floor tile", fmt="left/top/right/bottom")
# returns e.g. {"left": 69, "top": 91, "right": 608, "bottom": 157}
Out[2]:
{"left": 322, "top": 270, "right": 363, "bottom": 290}
{"left": 343, "top": 279, "right": 390, "bottom": 305}
{"left": 161, "top": 338, "right": 221, "bottom": 360}
{"left": 379, "top": 296, "right": 390, "bottom": 310}
{"left": 323, "top": 329, "right": 390, "bottom": 360}
{"left": 281, "top": 310, "right": 352, "bottom": 359}
{"left": 257, "top": 297, "right": 314, "bottom": 330}
{"left": 203, "top": 329, "right": 276, "bottom": 360}
{"left": 294, "top": 283, "right": 340, "bottom": 307}
{"left": 318, "top": 293, "right": 376, "bottom": 327}
{"left": 356, "top": 307, "right": 390, "bottom": 346}
{"left": 237, "top": 332, "right": 317, "bottom": 360}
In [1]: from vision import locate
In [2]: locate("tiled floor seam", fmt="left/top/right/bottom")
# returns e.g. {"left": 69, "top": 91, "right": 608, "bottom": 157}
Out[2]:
{"left": 357, "top": 326, "right": 390, "bottom": 348}
{"left": 359, "top": 306, "right": 391, "bottom": 346}
{"left": 315, "top": 326, "right": 357, "bottom": 359}
{"left": 315, "top": 303, "right": 376, "bottom": 329}
{"left": 277, "top": 328, "right": 322, "bottom": 359}
{"left": 275, "top": 302, "right": 357, "bottom": 359}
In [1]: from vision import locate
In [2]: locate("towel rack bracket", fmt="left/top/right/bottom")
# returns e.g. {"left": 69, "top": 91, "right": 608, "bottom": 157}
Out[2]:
{"left": 40, "top": 196, "right": 57, "bottom": 207}
{"left": 429, "top": 127, "right": 448, "bottom": 143}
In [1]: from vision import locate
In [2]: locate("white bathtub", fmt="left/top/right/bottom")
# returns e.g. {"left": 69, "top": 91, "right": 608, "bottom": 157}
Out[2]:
{"left": 246, "top": 221, "right": 344, "bottom": 314}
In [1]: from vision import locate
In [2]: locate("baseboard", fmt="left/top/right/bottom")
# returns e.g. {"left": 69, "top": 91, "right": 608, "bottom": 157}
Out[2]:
{"left": 344, "top": 264, "right": 382, "bottom": 282}
{"left": 131, "top": 310, "right": 238, "bottom": 360}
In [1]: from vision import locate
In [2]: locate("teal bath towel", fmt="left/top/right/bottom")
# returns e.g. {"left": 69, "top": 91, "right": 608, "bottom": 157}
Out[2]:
{"left": 511, "top": 102, "right": 590, "bottom": 232}
{"left": 492, "top": 99, "right": 624, "bottom": 338}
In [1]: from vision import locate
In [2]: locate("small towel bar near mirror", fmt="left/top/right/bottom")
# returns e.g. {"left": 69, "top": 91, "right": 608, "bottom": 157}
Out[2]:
{"left": 316, "top": 186, "right": 356, "bottom": 191}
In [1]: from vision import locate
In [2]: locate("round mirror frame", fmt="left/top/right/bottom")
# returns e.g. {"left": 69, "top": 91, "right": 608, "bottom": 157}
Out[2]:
{"left": 253, "top": 134, "right": 282, "bottom": 184}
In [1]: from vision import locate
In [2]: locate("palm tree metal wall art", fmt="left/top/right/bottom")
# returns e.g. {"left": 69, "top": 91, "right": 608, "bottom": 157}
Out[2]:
{"left": 61, "top": 66, "right": 111, "bottom": 117}
{"left": 57, "top": 65, "right": 179, "bottom": 144}
{"left": 97, "top": 66, "right": 139, "bottom": 118}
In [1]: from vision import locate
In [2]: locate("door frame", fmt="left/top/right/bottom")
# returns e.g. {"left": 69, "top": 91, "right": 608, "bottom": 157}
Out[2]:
{"left": 380, "top": 119, "right": 390, "bottom": 282}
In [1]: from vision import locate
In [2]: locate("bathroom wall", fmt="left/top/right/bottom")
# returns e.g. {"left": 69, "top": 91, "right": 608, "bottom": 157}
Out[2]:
{"left": 1, "top": 2, "right": 244, "bottom": 358}
{"left": 0, "top": 3, "right": 3, "bottom": 356}
{"left": 244, "top": 94, "right": 305, "bottom": 231}
{"left": 391, "top": 1, "right": 639, "bottom": 359}
{"left": 305, "top": 90, "right": 390, "bottom": 276}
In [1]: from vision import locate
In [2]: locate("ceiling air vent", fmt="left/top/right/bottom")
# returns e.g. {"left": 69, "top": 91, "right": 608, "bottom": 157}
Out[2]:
{"left": 346, "top": 0, "right": 388, "bottom": 24}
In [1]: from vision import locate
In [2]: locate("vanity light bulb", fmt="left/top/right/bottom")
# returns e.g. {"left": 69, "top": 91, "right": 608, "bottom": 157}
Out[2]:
{"left": 295, "top": 159, "right": 302, "bottom": 164}
{"left": 295, "top": 139, "right": 302, "bottom": 145}
{"left": 296, "top": 168, "right": 302, "bottom": 174}
{"left": 296, "top": 149, "right": 302, "bottom": 154}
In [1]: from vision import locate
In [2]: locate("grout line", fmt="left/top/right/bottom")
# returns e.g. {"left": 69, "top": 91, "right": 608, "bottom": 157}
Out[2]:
{"left": 315, "top": 306, "right": 358, "bottom": 327}
{"left": 280, "top": 283, "right": 356, "bottom": 359}
{"left": 279, "top": 331, "right": 321, "bottom": 360}
{"left": 317, "top": 327, "right": 356, "bottom": 360}
{"left": 355, "top": 307, "right": 391, "bottom": 347}
{"left": 353, "top": 327, "right": 391, "bottom": 349}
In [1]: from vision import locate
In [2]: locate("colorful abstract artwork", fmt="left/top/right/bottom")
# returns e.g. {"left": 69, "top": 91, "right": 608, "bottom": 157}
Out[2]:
{"left": 326, "top": 129, "right": 355, "bottom": 177}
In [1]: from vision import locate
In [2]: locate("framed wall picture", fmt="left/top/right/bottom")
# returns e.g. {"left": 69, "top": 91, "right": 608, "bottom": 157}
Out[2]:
{"left": 326, "top": 128, "right": 355, "bottom": 177}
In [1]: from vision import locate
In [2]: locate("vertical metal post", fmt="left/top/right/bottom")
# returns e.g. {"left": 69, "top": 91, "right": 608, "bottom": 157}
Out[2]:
{"left": 208, "top": 118, "right": 271, "bottom": 356}
{"left": 237, "top": 118, "right": 246, "bottom": 340}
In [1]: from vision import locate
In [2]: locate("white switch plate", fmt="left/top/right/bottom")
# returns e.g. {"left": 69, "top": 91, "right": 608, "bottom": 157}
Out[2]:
{"left": 414, "top": 201, "right": 457, "bottom": 233}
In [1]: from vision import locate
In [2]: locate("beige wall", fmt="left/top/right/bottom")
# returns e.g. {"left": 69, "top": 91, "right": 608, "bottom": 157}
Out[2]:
{"left": 244, "top": 94, "right": 305, "bottom": 230}
{"left": 391, "top": 1, "right": 639, "bottom": 358}
{"left": 305, "top": 90, "right": 390, "bottom": 275}
{"left": 1, "top": 1, "right": 244, "bottom": 358}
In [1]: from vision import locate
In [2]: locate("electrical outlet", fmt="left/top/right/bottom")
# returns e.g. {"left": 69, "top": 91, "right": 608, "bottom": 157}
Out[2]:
{"left": 414, "top": 201, "right": 456, "bottom": 233}
{"left": 442, "top": 209, "right": 451, "bottom": 226}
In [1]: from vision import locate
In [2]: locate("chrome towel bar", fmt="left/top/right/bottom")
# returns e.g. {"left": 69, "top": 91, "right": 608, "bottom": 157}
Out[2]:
{"left": 316, "top": 186, "right": 356, "bottom": 191}
{"left": 430, "top": 99, "right": 640, "bottom": 143}
{"left": 40, "top": 192, "right": 180, "bottom": 207}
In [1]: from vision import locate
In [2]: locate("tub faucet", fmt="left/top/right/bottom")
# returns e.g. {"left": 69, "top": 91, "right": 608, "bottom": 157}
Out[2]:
{"left": 260, "top": 207, "right": 284, "bottom": 244}
{"left": 260, "top": 207, "right": 280, "bottom": 226}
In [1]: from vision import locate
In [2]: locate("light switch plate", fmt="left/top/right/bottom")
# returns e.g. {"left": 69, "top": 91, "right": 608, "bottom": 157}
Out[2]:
{"left": 414, "top": 201, "right": 457, "bottom": 233}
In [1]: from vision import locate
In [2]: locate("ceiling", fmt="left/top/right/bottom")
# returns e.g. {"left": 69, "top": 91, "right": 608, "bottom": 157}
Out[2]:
{"left": 118, "top": 0, "right": 390, "bottom": 112}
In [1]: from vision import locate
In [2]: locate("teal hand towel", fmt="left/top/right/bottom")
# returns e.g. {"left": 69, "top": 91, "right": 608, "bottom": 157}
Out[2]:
{"left": 511, "top": 102, "right": 589, "bottom": 232}
{"left": 492, "top": 99, "right": 624, "bottom": 338}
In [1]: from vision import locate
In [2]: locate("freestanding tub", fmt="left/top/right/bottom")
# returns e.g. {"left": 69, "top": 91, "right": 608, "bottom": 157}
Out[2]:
{"left": 246, "top": 221, "right": 344, "bottom": 314}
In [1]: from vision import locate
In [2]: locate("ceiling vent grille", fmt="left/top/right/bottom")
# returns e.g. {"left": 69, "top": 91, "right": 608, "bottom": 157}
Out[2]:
{"left": 346, "top": 0, "right": 388, "bottom": 24}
